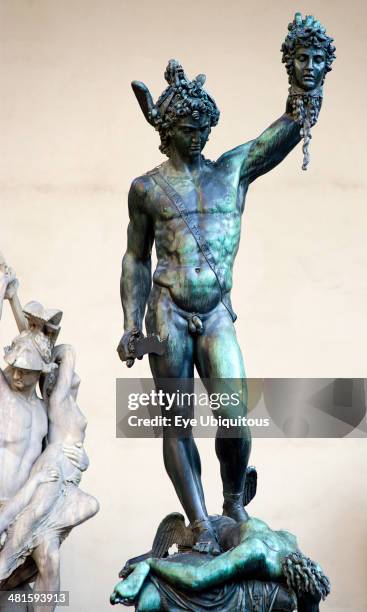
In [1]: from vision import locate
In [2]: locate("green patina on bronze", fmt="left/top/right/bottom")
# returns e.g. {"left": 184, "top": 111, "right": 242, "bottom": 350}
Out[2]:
{"left": 112, "top": 517, "right": 330, "bottom": 611}
{"left": 114, "top": 12, "right": 335, "bottom": 612}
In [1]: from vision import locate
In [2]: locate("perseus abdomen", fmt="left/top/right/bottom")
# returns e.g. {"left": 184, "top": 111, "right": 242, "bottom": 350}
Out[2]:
{"left": 153, "top": 263, "right": 222, "bottom": 313}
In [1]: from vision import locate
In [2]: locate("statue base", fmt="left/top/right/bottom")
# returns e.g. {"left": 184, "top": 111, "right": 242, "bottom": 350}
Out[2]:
{"left": 112, "top": 512, "right": 330, "bottom": 612}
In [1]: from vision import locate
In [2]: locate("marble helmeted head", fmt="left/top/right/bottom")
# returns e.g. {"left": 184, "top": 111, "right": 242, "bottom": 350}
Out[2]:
{"left": 3, "top": 301, "right": 62, "bottom": 373}
{"left": 4, "top": 330, "right": 53, "bottom": 372}
{"left": 131, "top": 59, "right": 220, "bottom": 156}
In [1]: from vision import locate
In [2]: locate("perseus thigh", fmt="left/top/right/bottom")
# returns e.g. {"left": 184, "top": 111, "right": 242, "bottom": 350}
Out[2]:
{"left": 194, "top": 303, "right": 251, "bottom": 494}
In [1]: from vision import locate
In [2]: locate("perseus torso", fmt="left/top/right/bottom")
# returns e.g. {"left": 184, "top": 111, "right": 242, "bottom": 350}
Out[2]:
{"left": 144, "top": 159, "right": 248, "bottom": 312}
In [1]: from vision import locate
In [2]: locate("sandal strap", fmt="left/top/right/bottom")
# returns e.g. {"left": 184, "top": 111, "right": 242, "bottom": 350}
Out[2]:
{"left": 223, "top": 492, "right": 243, "bottom": 502}
{"left": 189, "top": 517, "right": 212, "bottom": 531}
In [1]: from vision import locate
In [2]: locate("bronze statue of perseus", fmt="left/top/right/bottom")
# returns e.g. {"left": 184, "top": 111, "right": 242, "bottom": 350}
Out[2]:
{"left": 117, "top": 12, "right": 336, "bottom": 558}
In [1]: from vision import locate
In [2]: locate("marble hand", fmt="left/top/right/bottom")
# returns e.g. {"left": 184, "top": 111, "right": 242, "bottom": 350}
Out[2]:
{"left": 62, "top": 442, "right": 89, "bottom": 471}
{"left": 37, "top": 466, "right": 60, "bottom": 484}
{"left": 0, "top": 258, "right": 18, "bottom": 300}
{"left": 4, "top": 269, "right": 19, "bottom": 300}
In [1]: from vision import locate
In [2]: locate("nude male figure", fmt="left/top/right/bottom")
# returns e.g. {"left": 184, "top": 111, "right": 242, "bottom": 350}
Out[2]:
{"left": 118, "top": 15, "right": 335, "bottom": 554}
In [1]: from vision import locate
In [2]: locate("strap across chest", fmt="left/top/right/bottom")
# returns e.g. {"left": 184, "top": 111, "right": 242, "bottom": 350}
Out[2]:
{"left": 148, "top": 167, "right": 237, "bottom": 322}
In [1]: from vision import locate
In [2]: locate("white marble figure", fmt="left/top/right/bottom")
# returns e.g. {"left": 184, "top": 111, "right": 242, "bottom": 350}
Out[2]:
{"left": 0, "top": 262, "right": 99, "bottom": 611}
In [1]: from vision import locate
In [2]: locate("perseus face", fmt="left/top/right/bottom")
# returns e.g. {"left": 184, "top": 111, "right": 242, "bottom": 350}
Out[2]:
{"left": 9, "top": 366, "right": 40, "bottom": 392}
{"left": 170, "top": 114, "right": 211, "bottom": 160}
{"left": 293, "top": 46, "right": 326, "bottom": 91}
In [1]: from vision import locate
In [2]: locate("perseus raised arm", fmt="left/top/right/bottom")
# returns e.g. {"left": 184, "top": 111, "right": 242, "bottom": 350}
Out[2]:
{"left": 124, "top": 13, "right": 335, "bottom": 187}
{"left": 233, "top": 13, "right": 336, "bottom": 181}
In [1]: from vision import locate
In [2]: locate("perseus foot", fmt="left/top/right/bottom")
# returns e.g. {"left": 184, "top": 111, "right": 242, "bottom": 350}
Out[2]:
{"left": 223, "top": 493, "right": 249, "bottom": 523}
{"left": 191, "top": 519, "right": 221, "bottom": 556}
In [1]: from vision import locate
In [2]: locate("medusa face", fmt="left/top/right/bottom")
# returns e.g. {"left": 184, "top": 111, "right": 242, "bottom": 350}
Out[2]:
{"left": 293, "top": 46, "right": 326, "bottom": 91}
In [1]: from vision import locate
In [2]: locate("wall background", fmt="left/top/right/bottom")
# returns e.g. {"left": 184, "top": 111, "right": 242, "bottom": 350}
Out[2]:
{"left": 0, "top": 0, "right": 366, "bottom": 610}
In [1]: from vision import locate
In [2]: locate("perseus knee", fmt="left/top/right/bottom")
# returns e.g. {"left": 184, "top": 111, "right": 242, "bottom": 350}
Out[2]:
{"left": 206, "top": 377, "right": 246, "bottom": 412}
{"left": 217, "top": 404, "right": 247, "bottom": 422}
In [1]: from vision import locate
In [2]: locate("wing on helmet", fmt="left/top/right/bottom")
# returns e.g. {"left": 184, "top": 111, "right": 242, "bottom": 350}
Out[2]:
{"left": 131, "top": 81, "right": 156, "bottom": 126}
{"left": 243, "top": 466, "right": 257, "bottom": 507}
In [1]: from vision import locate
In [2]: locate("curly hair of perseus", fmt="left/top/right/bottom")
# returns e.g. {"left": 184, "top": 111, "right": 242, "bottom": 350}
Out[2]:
{"left": 281, "top": 13, "right": 336, "bottom": 86}
{"left": 282, "top": 552, "right": 331, "bottom": 602}
{"left": 153, "top": 60, "right": 220, "bottom": 156}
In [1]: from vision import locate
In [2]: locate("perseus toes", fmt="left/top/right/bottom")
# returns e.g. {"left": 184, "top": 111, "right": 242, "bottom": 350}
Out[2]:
{"left": 192, "top": 522, "right": 221, "bottom": 556}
